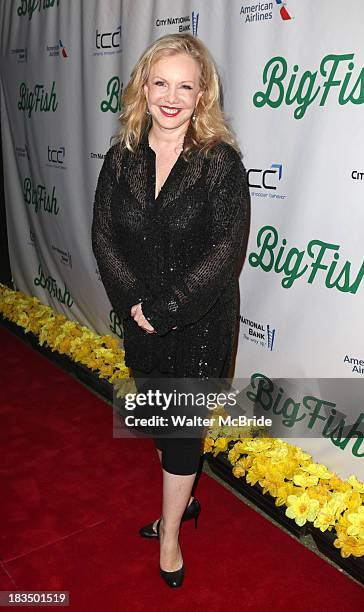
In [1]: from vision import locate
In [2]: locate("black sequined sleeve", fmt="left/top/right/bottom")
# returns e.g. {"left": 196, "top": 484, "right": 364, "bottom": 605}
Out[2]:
{"left": 91, "top": 146, "right": 153, "bottom": 320}
{"left": 142, "top": 146, "right": 251, "bottom": 336}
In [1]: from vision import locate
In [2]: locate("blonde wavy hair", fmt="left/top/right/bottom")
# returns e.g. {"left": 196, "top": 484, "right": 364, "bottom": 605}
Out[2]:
{"left": 115, "top": 33, "right": 239, "bottom": 157}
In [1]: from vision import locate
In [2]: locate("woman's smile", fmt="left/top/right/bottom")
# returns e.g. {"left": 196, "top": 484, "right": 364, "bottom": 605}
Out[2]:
{"left": 159, "top": 106, "right": 182, "bottom": 117}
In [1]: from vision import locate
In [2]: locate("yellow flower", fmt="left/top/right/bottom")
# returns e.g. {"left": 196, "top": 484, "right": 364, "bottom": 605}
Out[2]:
{"left": 347, "top": 475, "right": 364, "bottom": 493}
{"left": 212, "top": 437, "right": 228, "bottom": 456}
{"left": 306, "top": 483, "right": 332, "bottom": 505}
{"left": 232, "top": 464, "right": 246, "bottom": 478}
{"left": 265, "top": 444, "right": 289, "bottom": 462}
{"left": 59, "top": 338, "right": 72, "bottom": 352}
{"left": 114, "top": 378, "right": 136, "bottom": 397}
{"left": 275, "top": 482, "right": 296, "bottom": 507}
{"left": 334, "top": 531, "right": 364, "bottom": 558}
{"left": 293, "top": 473, "right": 319, "bottom": 488}
{"left": 252, "top": 457, "right": 271, "bottom": 481}
{"left": 336, "top": 512, "right": 351, "bottom": 533}
{"left": 203, "top": 438, "right": 215, "bottom": 454}
{"left": 330, "top": 492, "right": 350, "bottom": 517}
{"left": 102, "top": 335, "right": 119, "bottom": 350}
{"left": 345, "top": 491, "right": 362, "bottom": 513}
{"left": 259, "top": 467, "right": 285, "bottom": 497}
{"left": 109, "top": 365, "right": 130, "bottom": 383}
{"left": 293, "top": 448, "right": 312, "bottom": 464}
{"left": 246, "top": 467, "right": 260, "bottom": 486}
{"left": 99, "top": 365, "right": 114, "bottom": 377}
{"left": 300, "top": 463, "right": 333, "bottom": 480}
{"left": 228, "top": 446, "right": 241, "bottom": 465}
{"left": 276, "top": 458, "right": 301, "bottom": 481}
{"left": 232, "top": 457, "right": 252, "bottom": 478}
{"left": 232, "top": 438, "right": 255, "bottom": 454}
{"left": 313, "top": 500, "right": 339, "bottom": 532}
{"left": 242, "top": 439, "right": 274, "bottom": 454}
{"left": 18, "top": 312, "right": 29, "bottom": 327}
{"left": 234, "top": 456, "right": 253, "bottom": 474}
{"left": 328, "top": 475, "right": 351, "bottom": 493}
{"left": 347, "top": 506, "right": 364, "bottom": 539}
{"left": 285, "top": 492, "right": 320, "bottom": 526}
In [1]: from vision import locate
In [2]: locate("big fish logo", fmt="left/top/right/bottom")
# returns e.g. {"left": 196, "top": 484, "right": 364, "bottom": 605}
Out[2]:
{"left": 101, "top": 77, "right": 123, "bottom": 113}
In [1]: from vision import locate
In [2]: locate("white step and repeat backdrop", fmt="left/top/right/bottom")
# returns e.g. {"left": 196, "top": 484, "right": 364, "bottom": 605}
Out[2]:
{"left": 0, "top": 1, "right": 363, "bottom": 480}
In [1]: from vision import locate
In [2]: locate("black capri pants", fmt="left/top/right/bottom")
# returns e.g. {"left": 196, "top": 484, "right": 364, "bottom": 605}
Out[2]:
{"left": 131, "top": 357, "right": 230, "bottom": 476}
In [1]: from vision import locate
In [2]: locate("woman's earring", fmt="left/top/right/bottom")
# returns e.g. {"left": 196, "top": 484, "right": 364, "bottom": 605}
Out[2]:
{"left": 192, "top": 112, "right": 197, "bottom": 122}
{"left": 146, "top": 109, "right": 151, "bottom": 116}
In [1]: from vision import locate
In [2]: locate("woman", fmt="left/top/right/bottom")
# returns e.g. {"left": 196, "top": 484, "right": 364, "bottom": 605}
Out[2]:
{"left": 91, "top": 33, "right": 251, "bottom": 588}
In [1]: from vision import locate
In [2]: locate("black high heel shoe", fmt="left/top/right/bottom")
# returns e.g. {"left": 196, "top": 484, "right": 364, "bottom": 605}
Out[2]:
{"left": 157, "top": 520, "right": 184, "bottom": 588}
{"left": 139, "top": 497, "right": 201, "bottom": 539}
{"left": 182, "top": 497, "right": 201, "bottom": 528}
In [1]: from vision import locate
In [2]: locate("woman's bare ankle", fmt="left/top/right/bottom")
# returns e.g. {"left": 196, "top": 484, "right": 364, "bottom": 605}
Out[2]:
{"left": 160, "top": 518, "right": 180, "bottom": 538}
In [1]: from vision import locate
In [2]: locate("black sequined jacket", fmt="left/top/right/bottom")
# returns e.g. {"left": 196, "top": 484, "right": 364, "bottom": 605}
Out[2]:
{"left": 91, "top": 131, "right": 251, "bottom": 377}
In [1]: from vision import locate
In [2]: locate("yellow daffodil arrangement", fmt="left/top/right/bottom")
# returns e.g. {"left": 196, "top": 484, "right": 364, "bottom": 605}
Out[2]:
{"left": 203, "top": 428, "right": 364, "bottom": 558}
{"left": 2, "top": 283, "right": 363, "bottom": 559}
{"left": 0, "top": 283, "right": 130, "bottom": 384}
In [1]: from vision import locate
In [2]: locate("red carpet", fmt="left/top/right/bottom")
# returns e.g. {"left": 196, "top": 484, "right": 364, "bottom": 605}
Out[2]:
{"left": 1, "top": 324, "right": 363, "bottom": 611}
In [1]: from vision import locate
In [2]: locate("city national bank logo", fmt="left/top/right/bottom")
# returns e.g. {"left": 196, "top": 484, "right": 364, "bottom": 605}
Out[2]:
{"left": 240, "top": 315, "right": 276, "bottom": 351}
{"left": 51, "top": 244, "right": 72, "bottom": 268}
{"left": 344, "top": 355, "right": 364, "bottom": 375}
{"left": 248, "top": 163, "right": 287, "bottom": 200}
{"left": 253, "top": 52, "right": 364, "bottom": 120}
{"left": 351, "top": 170, "right": 364, "bottom": 181}
{"left": 94, "top": 25, "right": 121, "bottom": 56}
{"left": 156, "top": 11, "right": 199, "bottom": 36}
{"left": 46, "top": 39, "right": 68, "bottom": 58}
{"left": 17, "top": 0, "right": 61, "bottom": 21}
{"left": 46, "top": 145, "right": 66, "bottom": 169}
{"left": 10, "top": 47, "right": 27, "bottom": 63}
{"left": 90, "top": 151, "right": 106, "bottom": 161}
{"left": 192, "top": 11, "right": 199, "bottom": 36}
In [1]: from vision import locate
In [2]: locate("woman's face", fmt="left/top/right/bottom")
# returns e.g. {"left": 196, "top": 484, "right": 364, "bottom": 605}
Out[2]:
{"left": 143, "top": 52, "right": 203, "bottom": 135}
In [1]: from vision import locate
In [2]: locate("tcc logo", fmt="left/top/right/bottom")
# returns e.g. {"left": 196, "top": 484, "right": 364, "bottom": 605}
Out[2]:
{"left": 48, "top": 145, "right": 65, "bottom": 164}
{"left": 248, "top": 164, "right": 283, "bottom": 190}
{"left": 96, "top": 26, "right": 121, "bottom": 49}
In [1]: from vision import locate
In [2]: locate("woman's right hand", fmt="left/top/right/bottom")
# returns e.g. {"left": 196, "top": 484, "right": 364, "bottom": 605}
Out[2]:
{"left": 131, "top": 303, "right": 156, "bottom": 333}
{"left": 130, "top": 303, "right": 177, "bottom": 332}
